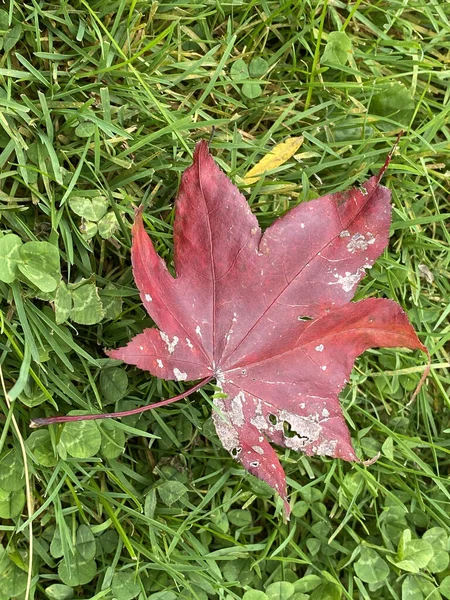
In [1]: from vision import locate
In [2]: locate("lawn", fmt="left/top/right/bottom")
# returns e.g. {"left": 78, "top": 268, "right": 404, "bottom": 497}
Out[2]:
{"left": 1, "top": 1, "right": 450, "bottom": 599}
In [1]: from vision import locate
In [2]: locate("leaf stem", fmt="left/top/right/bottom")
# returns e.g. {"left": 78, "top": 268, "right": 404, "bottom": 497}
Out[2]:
{"left": 377, "top": 131, "right": 404, "bottom": 182}
{"left": 30, "top": 376, "right": 213, "bottom": 427}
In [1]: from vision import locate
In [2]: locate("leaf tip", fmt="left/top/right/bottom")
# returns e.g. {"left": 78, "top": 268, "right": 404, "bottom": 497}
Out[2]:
{"left": 194, "top": 139, "right": 210, "bottom": 161}
{"left": 132, "top": 205, "right": 145, "bottom": 236}
{"left": 104, "top": 348, "right": 123, "bottom": 362}
{"left": 134, "top": 204, "right": 144, "bottom": 219}
{"left": 282, "top": 498, "right": 291, "bottom": 521}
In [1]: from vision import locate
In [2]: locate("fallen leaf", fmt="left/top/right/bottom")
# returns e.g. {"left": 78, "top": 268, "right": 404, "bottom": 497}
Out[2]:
{"left": 418, "top": 263, "right": 434, "bottom": 284}
{"left": 243, "top": 137, "right": 304, "bottom": 184}
{"left": 106, "top": 141, "right": 426, "bottom": 516}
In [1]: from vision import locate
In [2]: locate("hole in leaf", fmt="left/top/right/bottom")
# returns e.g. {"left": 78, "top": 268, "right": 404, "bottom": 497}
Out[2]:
{"left": 268, "top": 414, "right": 278, "bottom": 425}
{"left": 282, "top": 420, "right": 310, "bottom": 445}
{"left": 283, "top": 421, "right": 297, "bottom": 438}
{"left": 297, "top": 316, "right": 313, "bottom": 321}
{"left": 231, "top": 447, "right": 242, "bottom": 458}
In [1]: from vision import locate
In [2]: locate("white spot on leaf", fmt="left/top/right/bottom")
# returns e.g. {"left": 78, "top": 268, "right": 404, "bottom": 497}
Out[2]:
{"left": 330, "top": 270, "right": 362, "bottom": 293}
{"left": 252, "top": 445, "right": 264, "bottom": 455}
{"left": 276, "top": 410, "right": 323, "bottom": 450}
{"left": 195, "top": 325, "right": 202, "bottom": 337}
{"left": 251, "top": 415, "right": 268, "bottom": 429}
{"left": 186, "top": 338, "right": 194, "bottom": 349}
{"left": 225, "top": 313, "right": 238, "bottom": 345}
{"left": 316, "top": 439, "right": 337, "bottom": 455}
{"left": 160, "top": 332, "right": 179, "bottom": 354}
{"left": 157, "top": 359, "right": 164, "bottom": 368}
{"left": 145, "top": 293, "right": 152, "bottom": 302}
{"left": 173, "top": 368, "right": 187, "bottom": 381}
{"left": 339, "top": 230, "right": 351, "bottom": 238}
{"left": 230, "top": 391, "right": 245, "bottom": 427}
{"left": 347, "top": 232, "right": 376, "bottom": 253}
{"left": 212, "top": 399, "right": 240, "bottom": 451}
{"left": 315, "top": 344, "right": 324, "bottom": 352}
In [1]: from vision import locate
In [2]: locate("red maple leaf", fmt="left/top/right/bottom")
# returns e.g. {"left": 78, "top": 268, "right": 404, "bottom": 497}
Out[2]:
{"left": 104, "top": 141, "right": 427, "bottom": 514}
{"left": 33, "top": 141, "right": 428, "bottom": 516}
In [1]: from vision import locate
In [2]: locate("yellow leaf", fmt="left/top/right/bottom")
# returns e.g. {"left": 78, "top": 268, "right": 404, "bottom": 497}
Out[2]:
{"left": 243, "top": 136, "right": 304, "bottom": 184}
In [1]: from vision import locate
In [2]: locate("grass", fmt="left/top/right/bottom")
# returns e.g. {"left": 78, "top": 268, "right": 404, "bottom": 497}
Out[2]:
{"left": 0, "top": 1, "right": 450, "bottom": 599}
